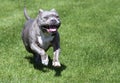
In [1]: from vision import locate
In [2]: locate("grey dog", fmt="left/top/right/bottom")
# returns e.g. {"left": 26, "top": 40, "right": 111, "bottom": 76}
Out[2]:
{"left": 22, "top": 7, "right": 61, "bottom": 67}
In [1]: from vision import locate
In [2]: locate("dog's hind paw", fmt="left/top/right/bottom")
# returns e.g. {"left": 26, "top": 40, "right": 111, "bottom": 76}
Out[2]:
{"left": 41, "top": 56, "right": 49, "bottom": 66}
{"left": 52, "top": 61, "right": 61, "bottom": 67}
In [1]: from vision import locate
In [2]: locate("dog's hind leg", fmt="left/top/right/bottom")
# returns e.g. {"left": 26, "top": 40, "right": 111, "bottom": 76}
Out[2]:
{"left": 33, "top": 53, "right": 41, "bottom": 64}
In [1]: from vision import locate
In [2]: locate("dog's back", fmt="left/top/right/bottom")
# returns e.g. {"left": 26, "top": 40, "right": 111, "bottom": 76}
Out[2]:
{"left": 22, "top": 19, "right": 34, "bottom": 53}
{"left": 22, "top": 8, "right": 34, "bottom": 53}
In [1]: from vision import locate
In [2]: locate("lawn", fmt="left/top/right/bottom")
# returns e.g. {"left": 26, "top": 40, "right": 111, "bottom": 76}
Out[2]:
{"left": 0, "top": 0, "right": 120, "bottom": 83}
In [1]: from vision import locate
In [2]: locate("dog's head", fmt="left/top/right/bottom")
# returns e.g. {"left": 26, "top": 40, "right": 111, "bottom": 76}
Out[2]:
{"left": 37, "top": 9, "right": 61, "bottom": 33}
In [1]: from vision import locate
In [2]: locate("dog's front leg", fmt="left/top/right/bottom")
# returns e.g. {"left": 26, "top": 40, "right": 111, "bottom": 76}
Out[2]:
{"left": 53, "top": 48, "right": 61, "bottom": 67}
{"left": 52, "top": 33, "right": 61, "bottom": 67}
{"left": 30, "top": 43, "right": 49, "bottom": 66}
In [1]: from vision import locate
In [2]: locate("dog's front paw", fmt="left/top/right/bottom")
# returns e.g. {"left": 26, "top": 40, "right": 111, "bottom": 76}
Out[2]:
{"left": 41, "top": 56, "right": 49, "bottom": 66}
{"left": 52, "top": 61, "right": 61, "bottom": 67}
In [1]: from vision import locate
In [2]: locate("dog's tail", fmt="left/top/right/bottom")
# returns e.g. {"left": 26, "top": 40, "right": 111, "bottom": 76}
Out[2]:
{"left": 24, "top": 7, "right": 30, "bottom": 20}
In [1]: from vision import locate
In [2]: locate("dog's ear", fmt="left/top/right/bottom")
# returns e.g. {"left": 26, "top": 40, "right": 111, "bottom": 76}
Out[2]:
{"left": 39, "top": 9, "right": 44, "bottom": 13}
{"left": 51, "top": 8, "right": 56, "bottom": 12}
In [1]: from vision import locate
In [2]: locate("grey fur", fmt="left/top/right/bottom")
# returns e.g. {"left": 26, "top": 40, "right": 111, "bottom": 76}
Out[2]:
{"left": 24, "top": 7, "right": 30, "bottom": 20}
{"left": 22, "top": 7, "right": 61, "bottom": 67}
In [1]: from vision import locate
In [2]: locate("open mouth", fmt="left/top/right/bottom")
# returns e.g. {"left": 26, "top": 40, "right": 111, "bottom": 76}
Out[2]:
{"left": 42, "top": 25, "right": 59, "bottom": 33}
{"left": 47, "top": 28, "right": 57, "bottom": 32}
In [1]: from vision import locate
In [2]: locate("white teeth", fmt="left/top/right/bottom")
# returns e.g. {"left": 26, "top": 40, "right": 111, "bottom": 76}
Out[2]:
{"left": 47, "top": 28, "right": 57, "bottom": 32}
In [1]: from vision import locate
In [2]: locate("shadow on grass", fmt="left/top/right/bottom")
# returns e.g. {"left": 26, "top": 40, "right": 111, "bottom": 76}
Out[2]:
{"left": 25, "top": 56, "right": 66, "bottom": 76}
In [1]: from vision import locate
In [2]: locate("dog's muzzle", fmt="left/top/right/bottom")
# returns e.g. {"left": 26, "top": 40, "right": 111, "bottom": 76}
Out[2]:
{"left": 41, "top": 23, "right": 61, "bottom": 33}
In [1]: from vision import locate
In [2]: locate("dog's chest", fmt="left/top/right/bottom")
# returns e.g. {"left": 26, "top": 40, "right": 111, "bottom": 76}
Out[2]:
{"left": 37, "top": 35, "right": 54, "bottom": 49}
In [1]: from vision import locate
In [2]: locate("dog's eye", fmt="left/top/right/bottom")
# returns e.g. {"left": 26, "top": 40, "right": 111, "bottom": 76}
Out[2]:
{"left": 56, "top": 16, "right": 59, "bottom": 18}
{"left": 44, "top": 16, "right": 49, "bottom": 19}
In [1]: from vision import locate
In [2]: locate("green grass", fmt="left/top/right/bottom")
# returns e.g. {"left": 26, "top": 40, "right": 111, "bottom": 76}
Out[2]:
{"left": 0, "top": 0, "right": 120, "bottom": 83}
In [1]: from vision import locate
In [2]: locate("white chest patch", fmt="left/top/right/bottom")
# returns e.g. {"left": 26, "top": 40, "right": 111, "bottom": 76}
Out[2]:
{"left": 37, "top": 35, "right": 54, "bottom": 49}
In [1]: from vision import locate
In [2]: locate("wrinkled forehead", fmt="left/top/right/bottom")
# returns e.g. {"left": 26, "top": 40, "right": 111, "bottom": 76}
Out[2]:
{"left": 41, "top": 11, "right": 58, "bottom": 17}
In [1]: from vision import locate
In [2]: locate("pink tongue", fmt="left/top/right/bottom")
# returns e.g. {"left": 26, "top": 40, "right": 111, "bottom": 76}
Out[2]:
{"left": 47, "top": 28, "right": 57, "bottom": 32}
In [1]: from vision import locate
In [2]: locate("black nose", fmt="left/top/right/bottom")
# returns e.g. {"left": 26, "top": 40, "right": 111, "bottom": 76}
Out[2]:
{"left": 51, "top": 19, "right": 57, "bottom": 24}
